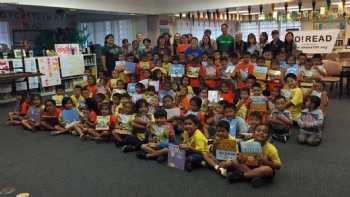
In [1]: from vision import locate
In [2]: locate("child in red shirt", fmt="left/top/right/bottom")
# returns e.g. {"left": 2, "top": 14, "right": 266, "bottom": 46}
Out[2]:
{"left": 219, "top": 81, "right": 235, "bottom": 104}
{"left": 8, "top": 94, "right": 29, "bottom": 125}
{"left": 40, "top": 99, "right": 61, "bottom": 131}
{"left": 233, "top": 53, "right": 255, "bottom": 89}
{"left": 201, "top": 57, "right": 220, "bottom": 89}
{"left": 186, "top": 54, "right": 203, "bottom": 88}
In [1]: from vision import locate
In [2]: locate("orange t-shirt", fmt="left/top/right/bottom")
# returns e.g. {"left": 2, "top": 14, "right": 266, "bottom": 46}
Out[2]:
{"left": 86, "top": 84, "right": 97, "bottom": 97}
{"left": 179, "top": 96, "right": 191, "bottom": 114}
{"left": 201, "top": 64, "right": 220, "bottom": 89}
{"left": 89, "top": 111, "right": 97, "bottom": 123}
{"left": 236, "top": 63, "right": 255, "bottom": 89}
{"left": 221, "top": 91, "right": 235, "bottom": 104}
{"left": 176, "top": 44, "right": 190, "bottom": 54}
{"left": 19, "top": 102, "right": 29, "bottom": 116}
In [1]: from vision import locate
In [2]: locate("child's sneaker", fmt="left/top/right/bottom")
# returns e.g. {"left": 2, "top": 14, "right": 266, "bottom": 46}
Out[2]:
{"left": 136, "top": 152, "right": 148, "bottom": 160}
{"left": 122, "top": 145, "right": 134, "bottom": 153}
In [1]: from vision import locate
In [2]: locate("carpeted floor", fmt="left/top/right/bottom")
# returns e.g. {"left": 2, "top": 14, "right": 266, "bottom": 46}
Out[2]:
{"left": 0, "top": 99, "right": 350, "bottom": 197}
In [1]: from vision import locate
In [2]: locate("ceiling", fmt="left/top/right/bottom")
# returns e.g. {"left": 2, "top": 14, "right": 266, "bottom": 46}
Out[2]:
{"left": 1, "top": 0, "right": 290, "bottom": 14}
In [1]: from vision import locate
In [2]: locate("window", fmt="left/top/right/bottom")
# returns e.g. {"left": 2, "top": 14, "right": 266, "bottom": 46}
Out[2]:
{"left": 240, "top": 21, "right": 259, "bottom": 41}
{"left": 79, "top": 19, "right": 135, "bottom": 46}
{"left": 175, "top": 19, "right": 235, "bottom": 40}
{"left": 0, "top": 21, "right": 11, "bottom": 48}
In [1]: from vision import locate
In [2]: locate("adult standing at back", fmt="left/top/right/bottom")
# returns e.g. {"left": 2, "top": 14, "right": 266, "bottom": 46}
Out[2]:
{"left": 101, "top": 34, "right": 122, "bottom": 75}
{"left": 216, "top": 23, "right": 235, "bottom": 55}
{"left": 235, "top": 31, "right": 248, "bottom": 56}
{"left": 268, "top": 30, "right": 284, "bottom": 58}
{"left": 258, "top": 32, "right": 269, "bottom": 56}
{"left": 185, "top": 37, "right": 204, "bottom": 59}
{"left": 199, "top": 29, "right": 217, "bottom": 50}
{"left": 284, "top": 32, "right": 297, "bottom": 57}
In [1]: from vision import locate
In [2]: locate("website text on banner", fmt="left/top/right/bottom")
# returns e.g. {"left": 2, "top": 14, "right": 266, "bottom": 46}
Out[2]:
{"left": 291, "top": 29, "right": 340, "bottom": 54}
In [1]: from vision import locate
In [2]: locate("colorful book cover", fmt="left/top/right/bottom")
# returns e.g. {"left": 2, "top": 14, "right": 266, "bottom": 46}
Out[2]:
{"left": 281, "top": 89, "right": 292, "bottom": 100}
{"left": 286, "top": 66, "right": 299, "bottom": 76}
{"left": 187, "top": 67, "right": 200, "bottom": 78}
{"left": 225, "top": 65, "right": 235, "bottom": 74}
{"left": 267, "top": 69, "right": 282, "bottom": 81}
{"left": 239, "top": 140, "right": 262, "bottom": 167}
{"left": 114, "top": 114, "right": 133, "bottom": 135}
{"left": 127, "top": 83, "right": 136, "bottom": 95}
{"left": 250, "top": 96, "right": 267, "bottom": 112}
{"left": 124, "top": 62, "right": 136, "bottom": 74}
{"left": 170, "top": 64, "right": 185, "bottom": 77}
{"left": 168, "top": 144, "right": 186, "bottom": 170}
{"left": 96, "top": 116, "right": 110, "bottom": 130}
{"left": 140, "top": 62, "right": 150, "bottom": 70}
{"left": 115, "top": 61, "right": 126, "bottom": 71}
{"left": 216, "top": 139, "right": 238, "bottom": 161}
{"left": 139, "top": 79, "right": 149, "bottom": 88}
{"left": 254, "top": 66, "right": 268, "bottom": 81}
{"left": 208, "top": 90, "right": 220, "bottom": 103}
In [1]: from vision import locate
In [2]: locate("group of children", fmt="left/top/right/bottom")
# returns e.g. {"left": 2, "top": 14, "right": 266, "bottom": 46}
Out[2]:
{"left": 7, "top": 42, "right": 327, "bottom": 188}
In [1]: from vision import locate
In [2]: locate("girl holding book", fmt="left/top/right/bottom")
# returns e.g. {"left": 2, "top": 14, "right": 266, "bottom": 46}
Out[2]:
{"left": 40, "top": 99, "right": 61, "bottom": 131}
{"left": 112, "top": 101, "right": 135, "bottom": 147}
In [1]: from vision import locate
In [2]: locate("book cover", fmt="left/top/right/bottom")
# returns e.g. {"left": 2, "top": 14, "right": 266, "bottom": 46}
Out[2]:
{"left": 96, "top": 116, "right": 110, "bottom": 130}
{"left": 124, "top": 62, "right": 136, "bottom": 74}
{"left": 225, "top": 65, "right": 235, "bottom": 74}
{"left": 139, "top": 79, "right": 149, "bottom": 88}
{"left": 239, "top": 140, "right": 262, "bottom": 167}
{"left": 140, "top": 62, "right": 150, "bottom": 70}
{"left": 165, "top": 108, "right": 181, "bottom": 119}
{"left": 127, "top": 83, "right": 136, "bottom": 95}
{"left": 149, "top": 80, "right": 160, "bottom": 92}
{"left": 187, "top": 67, "right": 200, "bottom": 78}
{"left": 115, "top": 61, "right": 126, "bottom": 71}
{"left": 168, "top": 144, "right": 186, "bottom": 170}
{"left": 170, "top": 64, "right": 185, "bottom": 77}
{"left": 208, "top": 90, "right": 220, "bottom": 103}
{"left": 267, "top": 70, "right": 282, "bottom": 81}
{"left": 215, "top": 139, "right": 238, "bottom": 161}
{"left": 254, "top": 66, "right": 268, "bottom": 81}
{"left": 250, "top": 96, "right": 267, "bottom": 112}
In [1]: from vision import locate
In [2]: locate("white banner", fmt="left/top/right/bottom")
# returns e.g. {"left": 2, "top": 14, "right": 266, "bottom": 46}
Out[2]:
{"left": 292, "top": 29, "right": 340, "bottom": 54}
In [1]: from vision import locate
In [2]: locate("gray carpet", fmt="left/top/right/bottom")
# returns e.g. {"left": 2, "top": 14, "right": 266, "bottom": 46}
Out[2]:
{"left": 0, "top": 99, "right": 350, "bottom": 197}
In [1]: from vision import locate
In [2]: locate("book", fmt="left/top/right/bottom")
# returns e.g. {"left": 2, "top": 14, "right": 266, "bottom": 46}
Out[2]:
{"left": 215, "top": 139, "right": 238, "bottom": 161}
{"left": 300, "top": 82, "right": 314, "bottom": 88}
{"left": 112, "top": 89, "right": 127, "bottom": 95}
{"left": 254, "top": 66, "right": 268, "bottom": 81}
{"left": 149, "top": 80, "right": 160, "bottom": 92}
{"left": 286, "top": 66, "right": 299, "bottom": 76}
{"left": 139, "top": 79, "right": 149, "bottom": 88}
{"left": 64, "top": 121, "right": 79, "bottom": 129}
{"left": 140, "top": 61, "right": 150, "bottom": 70}
{"left": 96, "top": 116, "right": 110, "bottom": 130}
{"left": 115, "top": 61, "right": 126, "bottom": 71}
{"left": 281, "top": 89, "right": 292, "bottom": 100}
{"left": 127, "top": 83, "right": 136, "bottom": 95}
{"left": 250, "top": 96, "right": 267, "bottom": 112}
{"left": 225, "top": 65, "right": 235, "bottom": 74}
{"left": 168, "top": 144, "right": 186, "bottom": 170}
{"left": 165, "top": 108, "right": 181, "bottom": 119}
{"left": 265, "top": 60, "right": 272, "bottom": 68}
{"left": 114, "top": 114, "right": 133, "bottom": 135}
{"left": 267, "top": 69, "right": 282, "bottom": 81}
{"left": 124, "top": 62, "right": 136, "bottom": 74}
{"left": 208, "top": 90, "right": 220, "bottom": 103}
{"left": 170, "top": 64, "right": 185, "bottom": 77}
{"left": 187, "top": 67, "right": 200, "bottom": 78}
{"left": 239, "top": 140, "right": 262, "bottom": 167}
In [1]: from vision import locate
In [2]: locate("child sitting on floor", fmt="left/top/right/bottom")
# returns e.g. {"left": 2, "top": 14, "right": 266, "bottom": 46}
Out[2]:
{"left": 21, "top": 94, "right": 42, "bottom": 131}
{"left": 179, "top": 114, "right": 208, "bottom": 172}
{"left": 137, "top": 109, "right": 174, "bottom": 162}
{"left": 297, "top": 95, "right": 324, "bottom": 146}
{"left": 40, "top": 99, "right": 61, "bottom": 131}
{"left": 222, "top": 124, "right": 282, "bottom": 188}
{"left": 8, "top": 94, "right": 29, "bottom": 125}
{"left": 268, "top": 96, "right": 293, "bottom": 143}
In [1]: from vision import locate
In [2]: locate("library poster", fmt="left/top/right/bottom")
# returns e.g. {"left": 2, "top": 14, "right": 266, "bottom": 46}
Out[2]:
{"left": 38, "top": 56, "right": 61, "bottom": 87}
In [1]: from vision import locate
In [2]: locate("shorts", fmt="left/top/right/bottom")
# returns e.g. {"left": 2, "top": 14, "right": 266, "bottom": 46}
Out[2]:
{"left": 156, "top": 142, "right": 169, "bottom": 149}
{"left": 186, "top": 151, "right": 203, "bottom": 165}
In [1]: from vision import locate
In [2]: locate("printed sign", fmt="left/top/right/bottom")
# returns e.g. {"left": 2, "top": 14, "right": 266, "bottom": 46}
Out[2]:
{"left": 168, "top": 144, "right": 186, "bottom": 170}
{"left": 216, "top": 139, "right": 238, "bottom": 161}
{"left": 208, "top": 90, "right": 220, "bottom": 103}
{"left": 24, "top": 58, "right": 39, "bottom": 89}
{"left": 55, "top": 44, "right": 80, "bottom": 55}
{"left": 59, "top": 55, "right": 85, "bottom": 77}
{"left": 38, "top": 56, "right": 61, "bottom": 87}
{"left": 289, "top": 29, "right": 340, "bottom": 54}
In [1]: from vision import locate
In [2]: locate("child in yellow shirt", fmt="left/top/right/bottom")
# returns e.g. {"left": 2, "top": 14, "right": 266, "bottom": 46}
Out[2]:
{"left": 179, "top": 114, "right": 208, "bottom": 172}
{"left": 283, "top": 73, "right": 303, "bottom": 121}
{"left": 221, "top": 124, "right": 282, "bottom": 188}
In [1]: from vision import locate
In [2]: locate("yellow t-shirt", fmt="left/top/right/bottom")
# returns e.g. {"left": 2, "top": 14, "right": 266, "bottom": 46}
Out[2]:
{"left": 288, "top": 87, "right": 303, "bottom": 121}
{"left": 182, "top": 129, "right": 208, "bottom": 153}
{"left": 70, "top": 95, "right": 85, "bottom": 109}
{"left": 236, "top": 104, "right": 248, "bottom": 120}
{"left": 162, "top": 63, "right": 172, "bottom": 76}
{"left": 262, "top": 142, "right": 282, "bottom": 168}
{"left": 52, "top": 95, "right": 64, "bottom": 107}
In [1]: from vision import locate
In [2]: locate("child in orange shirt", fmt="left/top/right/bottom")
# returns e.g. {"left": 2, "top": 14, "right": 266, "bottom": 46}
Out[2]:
{"left": 233, "top": 53, "right": 255, "bottom": 89}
